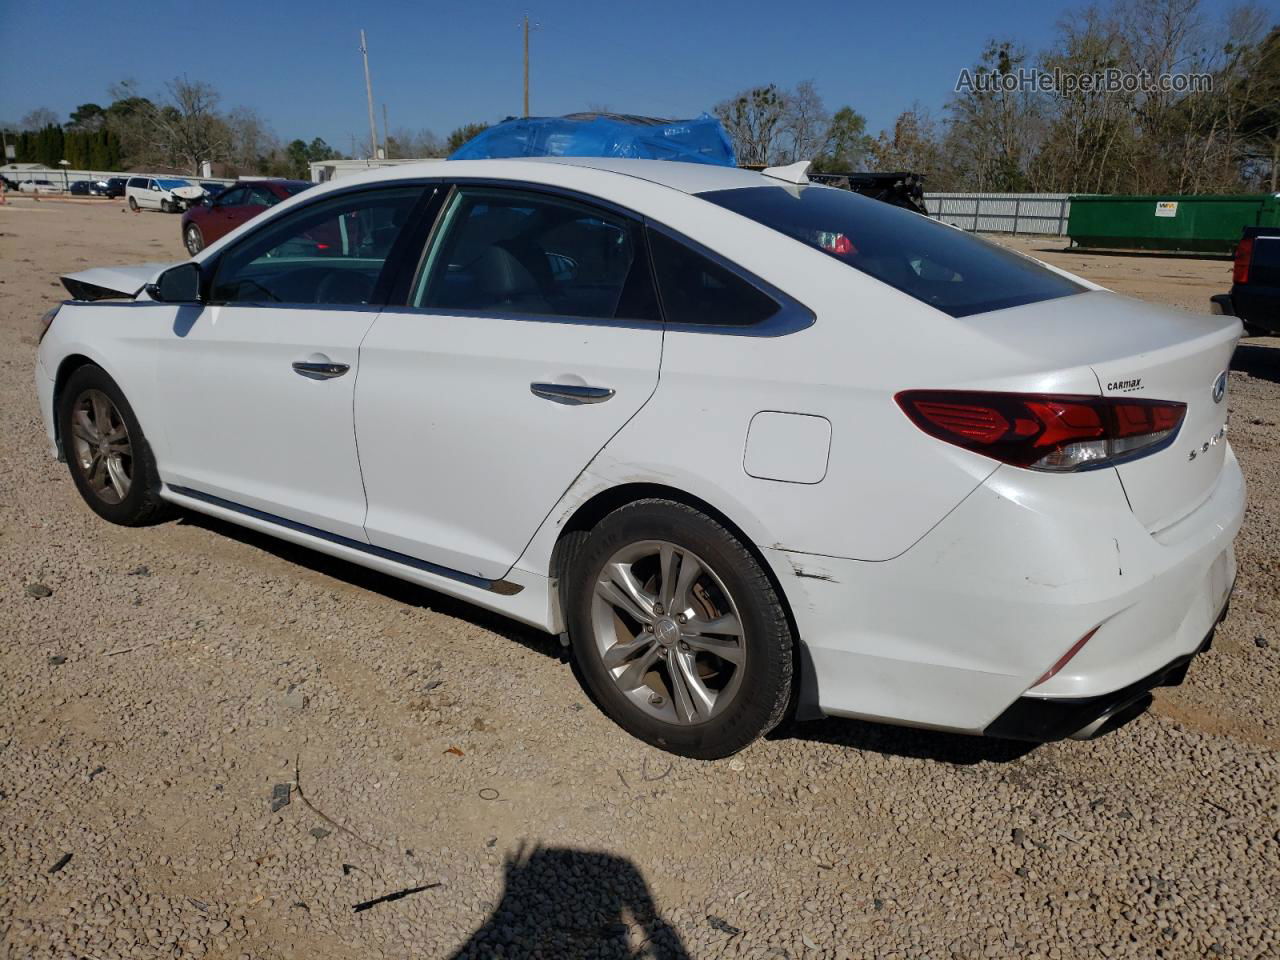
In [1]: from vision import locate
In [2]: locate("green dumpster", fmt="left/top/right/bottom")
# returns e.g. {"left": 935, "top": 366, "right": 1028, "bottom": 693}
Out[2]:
{"left": 1067, "top": 193, "right": 1280, "bottom": 254}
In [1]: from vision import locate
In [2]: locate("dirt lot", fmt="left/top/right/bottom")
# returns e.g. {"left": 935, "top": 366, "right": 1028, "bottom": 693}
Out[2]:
{"left": 1, "top": 197, "right": 1278, "bottom": 960}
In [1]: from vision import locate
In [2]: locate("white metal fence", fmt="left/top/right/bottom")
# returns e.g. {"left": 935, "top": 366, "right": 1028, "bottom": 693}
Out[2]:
{"left": 924, "top": 193, "right": 1072, "bottom": 237}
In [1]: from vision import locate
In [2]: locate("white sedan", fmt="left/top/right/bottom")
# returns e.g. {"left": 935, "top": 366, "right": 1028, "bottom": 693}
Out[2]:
{"left": 33, "top": 157, "right": 1244, "bottom": 758}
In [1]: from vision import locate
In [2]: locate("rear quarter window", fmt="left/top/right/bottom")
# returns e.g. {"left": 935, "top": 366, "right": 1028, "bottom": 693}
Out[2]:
{"left": 647, "top": 228, "right": 780, "bottom": 327}
{"left": 701, "top": 185, "right": 1083, "bottom": 318}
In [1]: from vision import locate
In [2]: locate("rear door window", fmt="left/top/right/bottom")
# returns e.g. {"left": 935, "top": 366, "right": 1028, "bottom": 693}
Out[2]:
{"left": 702, "top": 185, "right": 1083, "bottom": 318}
{"left": 413, "top": 187, "right": 659, "bottom": 322}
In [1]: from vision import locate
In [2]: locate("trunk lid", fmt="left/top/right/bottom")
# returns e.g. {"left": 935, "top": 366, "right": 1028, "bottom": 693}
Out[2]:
{"left": 967, "top": 290, "right": 1239, "bottom": 531}
{"left": 1088, "top": 301, "right": 1238, "bottom": 531}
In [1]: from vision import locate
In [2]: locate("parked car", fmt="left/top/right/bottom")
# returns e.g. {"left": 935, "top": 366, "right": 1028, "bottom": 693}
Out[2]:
{"left": 199, "top": 181, "right": 228, "bottom": 199}
{"left": 1211, "top": 227, "right": 1279, "bottom": 336}
{"left": 19, "top": 179, "right": 60, "bottom": 193}
{"left": 99, "top": 177, "right": 127, "bottom": 199}
{"left": 125, "top": 176, "right": 193, "bottom": 213}
{"left": 36, "top": 158, "right": 1244, "bottom": 758}
{"left": 180, "top": 179, "right": 311, "bottom": 254}
{"left": 68, "top": 180, "right": 92, "bottom": 196}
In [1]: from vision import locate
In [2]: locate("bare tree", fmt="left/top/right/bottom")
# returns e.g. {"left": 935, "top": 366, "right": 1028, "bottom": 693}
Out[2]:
{"left": 20, "top": 107, "right": 59, "bottom": 130}
{"left": 225, "top": 106, "right": 278, "bottom": 173}
{"left": 387, "top": 127, "right": 446, "bottom": 159}
{"left": 1031, "top": 6, "right": 1136, "bottom": 193}
{"left": 781, "top": 81, "right": 830, "bottom": 163}
{"left": 714, "top": 85, "right": 789, "bottom": 165}
{"left": 150, "top": 77, "right": 230, "bottom": 174}
{"left": 868, "top": 106, "right": 948, "bottom": 180}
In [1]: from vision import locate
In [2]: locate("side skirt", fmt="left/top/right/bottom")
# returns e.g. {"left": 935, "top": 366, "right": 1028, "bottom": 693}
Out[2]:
{"left": 161, "top": 484, "right": 557, "bottom": 631}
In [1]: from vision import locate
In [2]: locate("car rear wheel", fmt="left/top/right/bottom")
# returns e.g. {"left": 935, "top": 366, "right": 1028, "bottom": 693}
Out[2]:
{"left": 565, "top": 499, "right": 793, "bottom": 758}
{"left": 57, "top": 365, "right": 171, "bottom": 526}
{"left": 185, "top": 223, "right": 204, "bottom": 255}
{"left": 127, "top": 196, "right": 138, "bottom": 212}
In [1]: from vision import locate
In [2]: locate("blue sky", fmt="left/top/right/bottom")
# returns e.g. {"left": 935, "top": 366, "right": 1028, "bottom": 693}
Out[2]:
{"left": 0, "top": 0, "right": 1249, "bottom": 153}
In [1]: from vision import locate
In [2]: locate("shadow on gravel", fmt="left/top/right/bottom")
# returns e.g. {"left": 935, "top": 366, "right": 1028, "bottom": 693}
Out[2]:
{"left": 447, "top": 843, "right": 690, "bottom": 959}
{"left": 174, "top": 512, "right": 563, "bottom": 661}
{"left": 771, "top": 716, "right": 1038, "bottom": 765}
{"left": 1233, "top": 342, "right": 1280, "bottom": 384}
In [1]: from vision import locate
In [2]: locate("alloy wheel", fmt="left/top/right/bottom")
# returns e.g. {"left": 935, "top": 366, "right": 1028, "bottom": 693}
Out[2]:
{"left": 185, "top": 224, "right": 204, "bottom": 255}
{"left": 590, "top": 540, "right": 746, "bottom": 725}
{"left": 69, "top": 389, "right": 132, "bottom": 504}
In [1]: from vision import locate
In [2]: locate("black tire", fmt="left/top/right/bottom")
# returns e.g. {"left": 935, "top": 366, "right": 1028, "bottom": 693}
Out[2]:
{"left": 57, "top": 364, "right": 171, "bottom": 526}
{"left": 127, "top": 195, "right": 138, "bottom": 212}
{"left": 565, "top": 498, "right": 793, "bottom": 759}
{"left": 184, "top": 223, "right": 204, "bottom": 255}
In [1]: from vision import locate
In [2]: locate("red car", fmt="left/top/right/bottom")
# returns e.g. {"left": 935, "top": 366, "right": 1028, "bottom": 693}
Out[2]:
{"left": 181, "top": 179, "right": 312, "bottom": 255}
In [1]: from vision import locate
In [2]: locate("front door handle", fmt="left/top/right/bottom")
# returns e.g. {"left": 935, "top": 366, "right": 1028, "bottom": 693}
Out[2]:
{"left": 292, "top": 361, "right": 350, "bottom": 380}
{"left": 530, "top": 382, "right": 615, "bottom": 405}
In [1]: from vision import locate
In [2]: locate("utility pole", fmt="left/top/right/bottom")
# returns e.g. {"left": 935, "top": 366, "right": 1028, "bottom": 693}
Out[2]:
{"left": 523, "top": 15, "right": 530, "bottom": 117}
{"left": 521, "top": 15, "right": 540, "bottom": 117}
{"left": 360, "top": 29, "right": 378, "bottom": 160}
{"left": 382, "top": 103, "right": 390, "bottom": 159}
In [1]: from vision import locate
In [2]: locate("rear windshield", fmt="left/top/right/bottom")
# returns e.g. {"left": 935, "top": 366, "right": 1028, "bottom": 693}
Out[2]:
{"left": 701, "top": 185, "right": 1083, "bottom": 318}
{"left": 282, "top": 182, "right": 311, "bottom": 196}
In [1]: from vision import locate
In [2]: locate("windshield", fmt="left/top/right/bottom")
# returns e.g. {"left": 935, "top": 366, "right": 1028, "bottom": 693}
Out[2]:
{"left": 701, "top": 185, "right": 1083, "bottom": 318}
{"left": 157, "top": 178, "right": 190, "bottom": 190}
{"left": 282, "top": 182, "right": 311, "bottom": 196}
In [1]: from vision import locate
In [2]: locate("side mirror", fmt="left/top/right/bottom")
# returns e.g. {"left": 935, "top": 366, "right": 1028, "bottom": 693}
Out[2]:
{"left": 147, "top": 262, "right": 203, "bottom": 303}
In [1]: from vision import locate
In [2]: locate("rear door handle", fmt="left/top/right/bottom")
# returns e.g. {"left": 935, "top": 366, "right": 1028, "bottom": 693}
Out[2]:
{"left": 530, "top": 382, "right": 615, "bottom": 405}
{"left": 292, "top": 361, "right": 350, "bottom": 380}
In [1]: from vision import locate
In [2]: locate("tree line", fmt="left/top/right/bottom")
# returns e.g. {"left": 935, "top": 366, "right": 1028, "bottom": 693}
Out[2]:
{"left": 6, "top": 0, "right": 1274, "bottom": 193}
{"left": 3, "top": 79, "right": 491, "bottom": 179}
{"left": 717, "top": 0, "right": 1278, "bottom": 193}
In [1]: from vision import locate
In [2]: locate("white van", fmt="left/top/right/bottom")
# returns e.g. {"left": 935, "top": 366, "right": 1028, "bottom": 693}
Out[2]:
{"left": 125, "top": 176, "right": 194, "bottom": 213}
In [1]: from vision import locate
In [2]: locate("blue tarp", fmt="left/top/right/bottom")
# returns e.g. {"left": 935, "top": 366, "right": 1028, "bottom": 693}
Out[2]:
{"left": 449, "top": 113, "right": 735, "bottom": 167}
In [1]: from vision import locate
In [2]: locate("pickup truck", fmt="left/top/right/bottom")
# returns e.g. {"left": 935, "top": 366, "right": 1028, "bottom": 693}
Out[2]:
{"left": 1211, "top": 226, "right": 1279, "bottom": 336}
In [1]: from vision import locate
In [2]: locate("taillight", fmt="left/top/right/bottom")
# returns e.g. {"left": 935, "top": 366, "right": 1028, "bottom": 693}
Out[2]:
{"left": 1233, "top": 237, "right": 1253, "bottom": 285}
{"left": 895, "top": 391, "right": 1186, "bottom": 471}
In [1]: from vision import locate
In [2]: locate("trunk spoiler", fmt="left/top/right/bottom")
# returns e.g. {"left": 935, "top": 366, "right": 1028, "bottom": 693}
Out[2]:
{"left": 61, "top": 262, "right": 178, "bottom": 301}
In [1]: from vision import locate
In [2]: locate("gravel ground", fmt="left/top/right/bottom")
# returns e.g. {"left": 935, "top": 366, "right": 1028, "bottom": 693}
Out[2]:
{"left": 1, "top": 198, "right": 1277, "bottom": 960}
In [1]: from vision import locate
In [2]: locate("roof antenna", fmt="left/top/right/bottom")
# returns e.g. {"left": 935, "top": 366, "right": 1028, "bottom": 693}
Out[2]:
{"left": 762, "top": 160, "right": 811, "bottom": 185}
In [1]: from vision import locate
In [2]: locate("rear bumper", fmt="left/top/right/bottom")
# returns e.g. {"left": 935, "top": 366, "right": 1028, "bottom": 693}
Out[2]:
{"left": 765, "top": 448, "right": 1245, "bottom": 734}
{"left": 984, "top": 593, "right": 1229, "bottom": 742}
